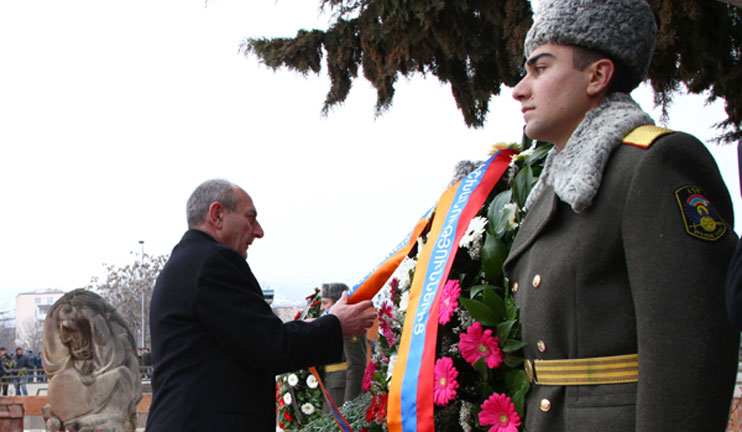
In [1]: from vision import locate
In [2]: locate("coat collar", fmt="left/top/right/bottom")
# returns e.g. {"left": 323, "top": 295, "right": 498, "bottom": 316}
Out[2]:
{"left": 524, "top": 93, "right": 653, "bottom": 213}
{"left": 504, "top": 186, "right": 559, "bottom": 271}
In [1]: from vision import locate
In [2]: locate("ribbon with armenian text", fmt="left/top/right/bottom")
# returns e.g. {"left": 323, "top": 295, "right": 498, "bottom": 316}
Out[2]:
{"left": 387, "top": 149, "right": 515, "bottom": 432}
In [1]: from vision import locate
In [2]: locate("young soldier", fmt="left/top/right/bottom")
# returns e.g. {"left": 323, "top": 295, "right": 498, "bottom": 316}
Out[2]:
{"left": 505, "top": 0, "right": 739, "bottom": 431}
{"left": 319, "top": 283, "right": 367, "bottom": 412}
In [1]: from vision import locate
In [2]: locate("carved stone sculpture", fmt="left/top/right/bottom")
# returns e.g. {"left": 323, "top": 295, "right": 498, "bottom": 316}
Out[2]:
{"left": 42, "top": 289, "right": 142, "bottom": 432}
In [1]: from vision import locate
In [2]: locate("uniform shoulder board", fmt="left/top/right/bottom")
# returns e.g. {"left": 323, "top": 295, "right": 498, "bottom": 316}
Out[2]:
{"left": 622, "top": 125, "right": 674, "bottom": 149}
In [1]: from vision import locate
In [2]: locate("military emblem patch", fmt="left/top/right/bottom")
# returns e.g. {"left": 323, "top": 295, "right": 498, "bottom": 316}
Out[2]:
{"left": 675, "top": 186, "right": 726, "bottom": 241}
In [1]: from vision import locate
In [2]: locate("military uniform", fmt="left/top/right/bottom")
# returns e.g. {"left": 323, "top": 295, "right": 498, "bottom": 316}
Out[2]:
{"left": 504, "top": 129, "right": 739, "bottom": 431}
{"left": 322, "top": 334, "right": 367, "bottom": 412}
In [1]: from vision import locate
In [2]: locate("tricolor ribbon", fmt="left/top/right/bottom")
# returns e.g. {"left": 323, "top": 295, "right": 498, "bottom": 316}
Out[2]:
{"left": 309, "top": 366, "right": 354, "bottom": 432}
{"left": 347, "top": 210, "right": 432, "bottom": 304}
{"left": 387, "top": 149, "right": 515, "bottom": 432}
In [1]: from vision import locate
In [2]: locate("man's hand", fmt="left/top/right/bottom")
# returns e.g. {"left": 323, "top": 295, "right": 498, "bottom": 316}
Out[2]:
{"left": 328, "top": 291, "right": 376, "bottom": 337}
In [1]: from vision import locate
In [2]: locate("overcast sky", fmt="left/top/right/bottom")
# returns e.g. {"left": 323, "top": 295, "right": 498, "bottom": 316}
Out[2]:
{"left": 0, "top": 0, "right": 738, "bottom": 306}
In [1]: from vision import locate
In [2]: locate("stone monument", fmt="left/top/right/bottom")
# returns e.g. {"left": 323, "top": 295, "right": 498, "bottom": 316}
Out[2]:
{"left": 41, "top": 289, "right": 142, "bottom": 432}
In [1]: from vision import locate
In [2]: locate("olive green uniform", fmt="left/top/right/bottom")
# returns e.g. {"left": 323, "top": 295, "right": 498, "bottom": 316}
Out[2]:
{"left": 504, "top": 131, "right": 739, "bottom": 431}
{"left": 322, "top": 334, "right": 367, "bottom": 412}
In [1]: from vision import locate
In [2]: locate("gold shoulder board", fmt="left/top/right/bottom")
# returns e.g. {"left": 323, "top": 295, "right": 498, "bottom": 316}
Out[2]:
{"left": 622, "top": 125, "right": 674, "bottom": 149}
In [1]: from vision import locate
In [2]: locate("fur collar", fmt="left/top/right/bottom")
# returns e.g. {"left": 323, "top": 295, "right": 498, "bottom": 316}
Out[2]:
{"left": 524, "top": 93, "right": 654, "bottom": 213}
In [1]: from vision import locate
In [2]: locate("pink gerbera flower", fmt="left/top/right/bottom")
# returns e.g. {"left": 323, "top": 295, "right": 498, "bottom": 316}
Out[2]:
{"left": 362, "top": 360, "right": 377, "bottom": 391}
{"left": 479, "top": 392, "right": 521, "bottom": 432}
{"left": 438, "top": 280, "right": 461, "bottom": 325}
{"left": 433, "top": 357, "right": 459, "bottom": 406}
{"left": 458, "top": 321, "right": 503, "bottom": 369}
{"left": 379, "top": 301, "right": 393, "bottom": 319}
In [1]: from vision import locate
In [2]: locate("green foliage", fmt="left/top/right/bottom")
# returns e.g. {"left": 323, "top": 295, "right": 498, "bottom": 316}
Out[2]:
{"left": 242, "top": 0, "right": 532, "bottom": 126}
{"left": 244, "top": 0, "right": 742, "bottom": 143}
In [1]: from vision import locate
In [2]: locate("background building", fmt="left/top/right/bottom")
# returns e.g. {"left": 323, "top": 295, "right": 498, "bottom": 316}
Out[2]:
{"left": 14, "top": 290, "right": 66, "bottom": 352}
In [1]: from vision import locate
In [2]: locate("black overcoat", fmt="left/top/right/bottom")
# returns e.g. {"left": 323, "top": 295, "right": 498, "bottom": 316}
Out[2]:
{"left": 145, "top": 230, "right": 343, "bottom": 431}
{"left": 504, "top": 132, "right": 739, "bottom": 431}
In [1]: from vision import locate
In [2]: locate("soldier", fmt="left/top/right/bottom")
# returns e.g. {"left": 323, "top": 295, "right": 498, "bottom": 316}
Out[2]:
{"left": 505, "top": 0, "right": 739, "bottom": 431}
{"left": 319, "top": 283, "right": 367, "bottom": 412}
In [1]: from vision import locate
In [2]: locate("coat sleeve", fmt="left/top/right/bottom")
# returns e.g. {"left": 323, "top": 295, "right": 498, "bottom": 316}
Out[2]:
{"left": 621, "top": 133, "right": 739, "bottom": 432}
{"left": 726, "top": 238, "right": 742, "bottom": 330}
{"left": 194, "top": 247, "right": 343, "bottom": 374}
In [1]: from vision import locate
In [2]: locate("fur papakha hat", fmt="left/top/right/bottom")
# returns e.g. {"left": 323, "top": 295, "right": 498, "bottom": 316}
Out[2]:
{"left": 321, "top": 282, "right": 349, "bottom": 300}
{"left": 524, "top": 0, "right": 657, "bottom": 90}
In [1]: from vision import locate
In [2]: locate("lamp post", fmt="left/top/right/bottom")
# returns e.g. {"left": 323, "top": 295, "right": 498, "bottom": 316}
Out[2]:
{"left": 139, "top": 240, "right": 145, "bottom": 349}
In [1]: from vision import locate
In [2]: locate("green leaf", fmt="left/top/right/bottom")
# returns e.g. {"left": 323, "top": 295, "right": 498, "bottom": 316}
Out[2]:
{"left": 504, "top": 354, "right": 524, "bottom": 368}
{"left": 502, "top": 339, "right": 527, "bottom": 353}
{"left": 504, "top": 295, "right": 519, "bottom": 321}
{"left": 481, "top": 287, "right": 505, "bottom": 322}
{"left": 497, "top": 319, "right": 516, "bottom": 341}
{"left": 468, "top": 284, "right": 495, "bottom": 299}
{"left": 505, "top": 369, "right": 530, "bottom": 393}
{"left": 524, "top": 142, "right": 553, "bottom": 165}
{"left": 512, "top": 164, "right": 534, "bottom": 209}
{"left": 473, "top": 355, "right": 489, "bottom": 381}
{"left": 459, "top": 297, "right": 499, "bottom": 328}
{"left": 481, "top": 233, "right": 507, "bottom": 283}
{"left": 487, "top": 190, "right": 512, "bottom": 238}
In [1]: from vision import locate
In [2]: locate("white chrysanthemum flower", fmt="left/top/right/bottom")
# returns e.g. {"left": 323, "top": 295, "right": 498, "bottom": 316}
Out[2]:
{"left": 502, "top": 202, "right": 520, "bottom": 231}
{"left": 398, "top": 290, "right": 410, "bottom": 312}
{"left": 306, "top": 374, "right": 318, "bottom": 389}
{"left": 283, "top": 392, "right": 292, "bottom": 405}
{"left": 287, "top": 374, "right": 299, "bottom": 387}
{"left": 459, "top": 216, "right": 488, "bottom": 249}
{"left": 386, "top": 354, "right": 398, "bottom": 381}
{"left": 301, "top": 403, "right": 316, "bottom": 415}
{"left": 459, "top": 216, "right": 488, "bottom": 260}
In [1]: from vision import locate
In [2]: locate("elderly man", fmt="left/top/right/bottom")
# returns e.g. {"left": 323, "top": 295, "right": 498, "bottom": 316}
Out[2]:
{"left": 146, "top": 179, "right": 375, "bottom": 432}
{"left": 504, "top": 0, "right": 739, "bottom": 431}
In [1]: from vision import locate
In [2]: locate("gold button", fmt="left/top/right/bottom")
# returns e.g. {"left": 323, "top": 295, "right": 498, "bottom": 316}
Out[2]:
{"left": 537, "top": 340, "right": 547, "bottom": 353}
{"left": 540, "top": 398, "right": 552, "bottom": 412}
{"left": 532, "top": 274, "right": 542, "bottom": 288}
{"left": 512, "top": 282, "right": 519, "bottom": 294}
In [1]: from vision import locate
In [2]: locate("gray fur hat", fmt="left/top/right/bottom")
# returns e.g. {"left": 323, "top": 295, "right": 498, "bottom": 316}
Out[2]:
{"left": 524, "top": 0, "right": 657, "bottom": 90}
{"left": 320, "top": 282, "right": 349, "bottom": 300}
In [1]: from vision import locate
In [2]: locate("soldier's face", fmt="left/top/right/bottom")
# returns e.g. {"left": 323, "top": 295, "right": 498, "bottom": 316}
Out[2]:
{"left": 320, "top": 297, "right": 336, "bottom": 312}
{"left": 512, "top": 44, "right": 594, "bottom": 151}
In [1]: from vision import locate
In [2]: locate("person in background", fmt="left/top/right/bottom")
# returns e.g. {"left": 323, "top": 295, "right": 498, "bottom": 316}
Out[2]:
{"left": 319, "top": 282, "right": 367, "bottom": 412}
{"left": 505, "top": 0, "right": 739, "bottom": 430}
{"left": 25, "top": 350, "right": 37, "bottom": 382}
{"left": 13, "top": 347, "right": 31, "bottom": 396}
{"left": 0, "top": 347, "right": 8, "bottom": 396}
{"left": 146, "top": 179, "right": 375, "bottom": 431}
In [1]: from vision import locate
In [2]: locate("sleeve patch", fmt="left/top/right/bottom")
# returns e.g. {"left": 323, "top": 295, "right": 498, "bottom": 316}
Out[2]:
{"left": 675, "top": 186, "right": 726, "bottom": 241}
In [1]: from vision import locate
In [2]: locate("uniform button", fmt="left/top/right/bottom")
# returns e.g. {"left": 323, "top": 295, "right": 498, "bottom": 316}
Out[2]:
{"left": 512, "top": 282, "right": 519, "bottom": 294}
{"left": 540, "top": 398, "right": 551, "bottom": 412}
{"left": 532, "top": 274, "right": 542, "bottom": 288}
{"left": 537, "top": 340, "right": 547, "bottom": 353}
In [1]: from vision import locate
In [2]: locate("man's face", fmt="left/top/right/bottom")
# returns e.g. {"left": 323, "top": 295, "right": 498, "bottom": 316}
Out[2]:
{"left": 512, "top": 44, "right": 594, "bottom": 150}
{"left": 15, "top": 349, "right": 22, "bottom": 357}
{"left": 217, "top": 187, "right": 264, "bottom": 259}
{"left": 320, "top": 297, "right": 336, "bottom": 313}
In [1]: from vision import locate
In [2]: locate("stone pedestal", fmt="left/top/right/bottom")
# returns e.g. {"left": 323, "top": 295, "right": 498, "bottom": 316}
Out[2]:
{"left": 0, "top": 403, "right": 23, "bottom": 432}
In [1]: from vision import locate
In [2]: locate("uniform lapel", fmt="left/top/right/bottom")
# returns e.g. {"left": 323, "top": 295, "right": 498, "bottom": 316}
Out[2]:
{"left": 504, "top": 186, "right": 559, "bottom": 270}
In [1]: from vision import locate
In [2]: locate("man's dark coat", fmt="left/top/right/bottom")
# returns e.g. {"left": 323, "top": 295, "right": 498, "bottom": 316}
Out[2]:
{"left": 504, "top": 132, "right": 739, "bottom": 431}
{"left": 145, "top": 230, "right": 343, "bottom": 431}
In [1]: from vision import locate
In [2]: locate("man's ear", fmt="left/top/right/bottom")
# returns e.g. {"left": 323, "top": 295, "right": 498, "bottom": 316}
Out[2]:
{"left": 586, "top": 58, "right": 614, "bottom": 96}
{"left": 206, "top": 201, "right": 225, "bottom": 229}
